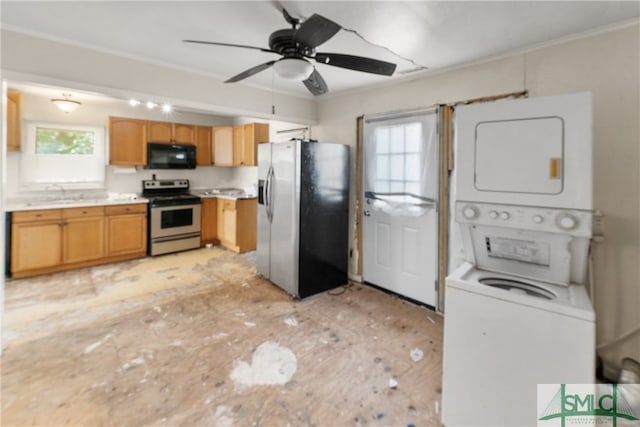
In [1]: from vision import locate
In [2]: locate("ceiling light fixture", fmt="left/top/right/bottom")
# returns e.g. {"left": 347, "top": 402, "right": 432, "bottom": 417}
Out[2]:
{"left": 51, "top": 93, "right": 81, "bottom": 113}
{"left": 146, "top": 101, "right": 157, "bottom": 109}
{"left": 162, "top": 104, "right": 172, "bottom": 113}
{"left": 273, "top": 58, "right": 313, "bottom": 81}
{"left": 129, "top": 99, "right": 141, "bottom": 106}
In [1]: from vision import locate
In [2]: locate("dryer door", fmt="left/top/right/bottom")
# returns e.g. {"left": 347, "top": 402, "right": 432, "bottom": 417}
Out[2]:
{"left": 475, "top": 117, "right": 563, "bottom": 194}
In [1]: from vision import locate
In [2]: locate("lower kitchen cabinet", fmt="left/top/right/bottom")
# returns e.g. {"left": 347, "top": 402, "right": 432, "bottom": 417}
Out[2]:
{"left": 217, "top": 198, "right": 257, "bottom": 253}
{"left": 200, "top": 198, "right": 219, "bottom": 246}
{"left": 11, "top": 210, "right": 63, "bottom": 273}
{"left": 10, "top": 203, "right": 148, "bottom": 278}
{"left": 62, "top": 206, "right": 105, "bottom": 264}
{"left": 105, "top": 204, "right": 147, "bottom": 257}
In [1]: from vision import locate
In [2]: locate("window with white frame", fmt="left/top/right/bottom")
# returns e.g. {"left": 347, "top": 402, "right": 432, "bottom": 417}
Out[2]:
{"left": 373, "top": 122, "right": 422, "bottom": 198}
{"left": 21, "top": 121, "right": 106, "bottom": 189}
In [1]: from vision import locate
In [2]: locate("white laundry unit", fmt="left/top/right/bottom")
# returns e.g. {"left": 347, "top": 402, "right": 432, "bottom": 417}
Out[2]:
{"left": 442, "top": 93, "right": 596, "bottom": 427}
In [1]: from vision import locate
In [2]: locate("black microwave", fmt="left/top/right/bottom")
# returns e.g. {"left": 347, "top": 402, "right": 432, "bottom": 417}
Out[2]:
{"left": 147, "top": 143, "right": 196, "bottom": 169}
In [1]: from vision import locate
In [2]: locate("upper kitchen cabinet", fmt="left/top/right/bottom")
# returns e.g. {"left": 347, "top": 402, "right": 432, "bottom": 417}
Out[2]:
{"left": 109, "top": 116, "right": 147, "bottom": 166}
{"left": 195, "top": 126, "right": 213, "bottom": 166}
{"left": 148, "top": 120, "right": 195, "bottom": 144}
{"left": 212, "top": 126, "right": 234, "bottom": 166}
{"left": 232, "top": 123, "right": 269, "bottom": 166}
{"left": 7, "top": 90, "right": 22, "bottom": 151}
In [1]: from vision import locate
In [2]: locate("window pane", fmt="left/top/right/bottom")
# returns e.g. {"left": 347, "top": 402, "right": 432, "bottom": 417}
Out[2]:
{"left": 376, "top": 154, "right": 389, "bottom": 180}
{"left": 36, "top": 127, "right": 95, "bottom": 154}
{"left": 376, "top": 180, "right": 389, "bottom": 193}
{"left": 405, "top": 153, "right": 421, "bottom": 181}
{"left": 389, "top": 126, "right": 404, "bottom": 153}
{"left": 390, "top": 154, "right": 404, "bottom": 180}
{"left": 405, "top": 123, "right": 422, "bottom": 153}
{"left": 405, "top": 182, "right": 420, "bottom": 195}
{"left": 376, "top": 128, "right": 390, "bottom": 153}
{"left": 390, "top": 181, "right": 404, "bottom": 192}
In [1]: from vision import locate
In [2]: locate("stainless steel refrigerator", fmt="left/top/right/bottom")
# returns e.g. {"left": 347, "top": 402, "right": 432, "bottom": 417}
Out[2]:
{"left": 257, "top": 140, "right": 350, "bottom": 298}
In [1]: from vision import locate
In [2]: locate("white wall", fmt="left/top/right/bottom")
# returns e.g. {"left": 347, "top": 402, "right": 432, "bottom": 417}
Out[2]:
{"left": 4, "top": 91, "right": 239, "bottom": 198}
{"left": 314, "top": 24, "right": 640, "bottom": 378}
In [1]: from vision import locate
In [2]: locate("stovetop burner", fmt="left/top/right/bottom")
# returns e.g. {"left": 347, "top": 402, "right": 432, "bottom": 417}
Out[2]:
{"left": 142, "top": 179, "right": 201, "bottom": 207}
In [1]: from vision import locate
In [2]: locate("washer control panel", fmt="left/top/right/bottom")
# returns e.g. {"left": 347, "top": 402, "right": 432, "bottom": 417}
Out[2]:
{"left": 456, "top": 201, "right": 593, "bottom": 236}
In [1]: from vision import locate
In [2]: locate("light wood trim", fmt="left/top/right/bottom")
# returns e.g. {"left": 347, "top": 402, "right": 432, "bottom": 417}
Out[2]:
{"left": 448, "top": 90, "right": 528, "bottom": 106}
{"left": 437, "top": 105, "right": 453, "bottom": 313}
{"left": 105, "top": 203, "right": 147, "bottom": 215}
{"left": 12, "top": 209, "right": 62, "bottom": 223}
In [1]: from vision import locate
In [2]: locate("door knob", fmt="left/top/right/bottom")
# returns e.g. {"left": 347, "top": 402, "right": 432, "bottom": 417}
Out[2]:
{"left": 364, "top": 210, "right": 371, "bottom": 217}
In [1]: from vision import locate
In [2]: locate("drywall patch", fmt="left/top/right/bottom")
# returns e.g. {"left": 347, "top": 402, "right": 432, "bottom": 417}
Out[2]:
{"left": 230, "top": 341, "right": 297, "bottom": 392}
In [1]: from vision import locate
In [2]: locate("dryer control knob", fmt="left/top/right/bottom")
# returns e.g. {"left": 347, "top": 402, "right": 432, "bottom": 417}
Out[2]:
{"left": 499, "top": 211, "right": 510, "bottom": 220}
{"left": 489, "top": 210, "right": 498, "bottom": 219}
{"left": 533, "top": 215, "right": 544, "bottom": 224}
{"left": 557, "top": 214, "right": 578, "bottom": 230}
{"left": 463, "top": 206, "right": 478, "bottom": 219}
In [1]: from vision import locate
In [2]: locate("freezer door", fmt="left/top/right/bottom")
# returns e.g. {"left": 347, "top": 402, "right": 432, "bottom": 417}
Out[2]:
{"left": 269, "top": 141, "right": 300, "bottom": 296}
{"left": 256, "top": 143, "right": 271, "bottom": 278}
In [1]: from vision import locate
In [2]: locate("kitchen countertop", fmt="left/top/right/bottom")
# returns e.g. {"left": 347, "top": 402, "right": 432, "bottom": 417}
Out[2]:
{"left": 191, "top": 188, "right": 257, "bottom": 201}
{"left": 5, "top": 195, "right": 148, "bottom": 212}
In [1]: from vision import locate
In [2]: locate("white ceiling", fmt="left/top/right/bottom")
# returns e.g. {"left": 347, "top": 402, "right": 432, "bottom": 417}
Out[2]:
{"left": 1, "top": 1, "right": 639, "bottom": 99}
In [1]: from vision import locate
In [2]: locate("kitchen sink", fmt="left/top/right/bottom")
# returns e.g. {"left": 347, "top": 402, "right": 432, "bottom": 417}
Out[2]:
{"left": 201, "top": 188, "right": 244, "bottom": 196}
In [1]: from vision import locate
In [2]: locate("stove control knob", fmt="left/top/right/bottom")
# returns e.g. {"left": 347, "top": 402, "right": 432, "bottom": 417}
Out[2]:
{"left": 532, "top": 215, "right": 544, "bottom": 224}
{"left": 463, "top": 206, "right": 478, "bottom": 220}
{"left": 557, "top": 213, "right": 578, "bottom": 230}
{"left": 499, "top": 211, "right": 510, "bottom": 220}
{"left": 489, "top": 210, "right": 498, "bottom": 219}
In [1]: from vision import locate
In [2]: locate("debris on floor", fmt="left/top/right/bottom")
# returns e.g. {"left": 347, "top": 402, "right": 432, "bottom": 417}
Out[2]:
{"left": 410, "top": 348, "right": 424, "bottom": 362}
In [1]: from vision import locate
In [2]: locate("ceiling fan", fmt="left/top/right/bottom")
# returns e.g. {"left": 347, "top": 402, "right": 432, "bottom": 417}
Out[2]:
{"left": 183, "top": 8, "right": 397, "bottom": 96}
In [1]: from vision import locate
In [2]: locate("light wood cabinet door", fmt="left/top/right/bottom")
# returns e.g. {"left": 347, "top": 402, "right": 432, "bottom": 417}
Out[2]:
{"left": 213, "top": 126, "right": 234, "bottom": 166}
{"left": 201, "top": 198, "right": 218, "bottom": 245}
{"left": 147, "top": 120, "right": 173, "bottom": 143}
{"left": 106, "top": 213, "right": 147, "bottom": 256}
{"left": 11, "top": 220, "right": 63, "bottom": 273}
{"left": 7, "top": 90, "right": 21, "bottom": 151}
{"left": 243, "top": 123, "right": 269, "bottom": 166}
{"left": 173, "top": 123, "right": 195, "bottom": 144}
{"left": 109, "top": 116, "right": 147, "bottom": 165}
{"left": 233, "top": 125, "right": 244, "bottom": 166}
{"left": 195, "top": 126, "right": 213, "bottom": 166}
{"left": 63, "top": 216, "right": 105, "bottom": 264}
{"left": 216, "top": 198, "right": 256, "bottom": 253}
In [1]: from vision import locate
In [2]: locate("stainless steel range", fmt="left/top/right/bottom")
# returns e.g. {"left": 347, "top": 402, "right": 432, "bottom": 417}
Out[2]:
{"left": 142, "top": 179, "right": 201, "bottom": 256}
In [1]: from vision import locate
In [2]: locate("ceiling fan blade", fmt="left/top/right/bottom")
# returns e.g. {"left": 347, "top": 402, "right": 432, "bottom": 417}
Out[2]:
{"left": 183, "top": 40, "right": 278, "bottom": 55}
{"left": 225, "top": 61, "right": 277, "bottom": 83}
{"left": 294, "top": 14, "right": 341, "bottom": 49}
{"left": 303, "top": 68, "right": 328, "bottom": 96}
{"left": 314, "top": 52, "right": 396, "bottom": 76}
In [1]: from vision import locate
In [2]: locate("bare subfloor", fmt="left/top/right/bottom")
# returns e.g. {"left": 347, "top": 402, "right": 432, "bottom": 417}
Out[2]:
{"left": 2, "top": 247, "right": 443, "bottom": 426}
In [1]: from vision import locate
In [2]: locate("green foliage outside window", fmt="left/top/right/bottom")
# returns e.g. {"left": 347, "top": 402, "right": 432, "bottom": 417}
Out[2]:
{"left": 35, "top": 127, "right": 94, "bottom": 154}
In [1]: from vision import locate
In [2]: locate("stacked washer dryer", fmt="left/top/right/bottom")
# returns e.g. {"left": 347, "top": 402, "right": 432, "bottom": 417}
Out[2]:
{"left": 442, "top": 92, "right": 596, "bottom": 426}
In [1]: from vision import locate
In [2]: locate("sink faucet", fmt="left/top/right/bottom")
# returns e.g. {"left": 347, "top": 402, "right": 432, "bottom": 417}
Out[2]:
{"left": 44, "top": 183, "right": 66, "bottom": 201}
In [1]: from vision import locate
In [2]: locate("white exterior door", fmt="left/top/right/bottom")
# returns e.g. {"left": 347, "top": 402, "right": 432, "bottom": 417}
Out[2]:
{"left": 362, "top": 110, "right": 439, "bottom": 306}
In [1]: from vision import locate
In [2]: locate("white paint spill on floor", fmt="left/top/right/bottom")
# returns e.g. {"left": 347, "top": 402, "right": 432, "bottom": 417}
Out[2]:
{"left": 83, "top": 334, "right": 112, "bottom": 354}
{"left": 284, "top": 317, "right": 298, "bottom": 327}
{"left": 230, "top": 341, "right": 297, "bottom": 392}
{"left": 244, "top": 321, "right": 256, "bottom": 328}
{"left": 409, "top": 348, "right": 424, "bottom": 362}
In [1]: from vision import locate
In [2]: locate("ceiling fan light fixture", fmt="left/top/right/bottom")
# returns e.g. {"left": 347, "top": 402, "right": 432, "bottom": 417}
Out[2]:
{"left": 273, "top": 58, "right": 313, "bottom": 81}
{"left": 51, "top": 93, "right": 81, "bottom": 113}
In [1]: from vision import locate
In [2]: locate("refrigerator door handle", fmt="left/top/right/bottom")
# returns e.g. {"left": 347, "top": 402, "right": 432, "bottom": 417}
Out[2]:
{"left": 266, "top": 166, "right": 274, "bottom": 223}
